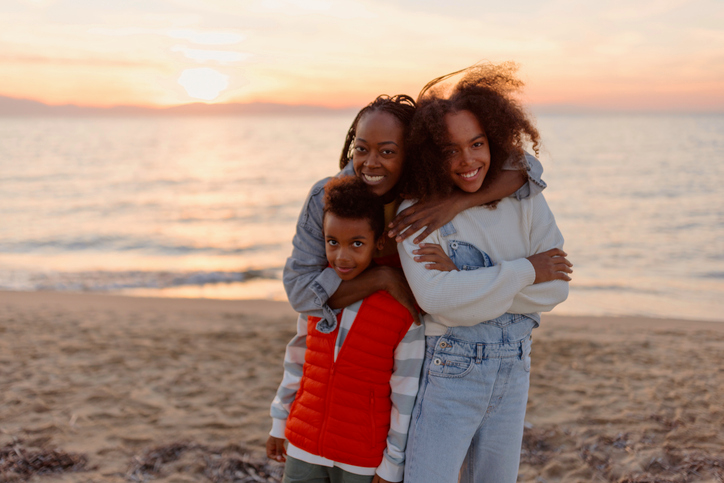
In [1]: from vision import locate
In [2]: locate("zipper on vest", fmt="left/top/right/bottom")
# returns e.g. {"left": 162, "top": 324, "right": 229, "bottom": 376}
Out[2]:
{"left": 319, "top": 364, "right": 335, "bottom": 458}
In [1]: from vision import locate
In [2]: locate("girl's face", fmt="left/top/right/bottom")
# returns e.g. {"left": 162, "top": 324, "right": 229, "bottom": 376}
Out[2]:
{"left": 444, "top": 110, "right": 491, "bottom": 193}
{"left": 352, "top": 110, "right": 405, "bottom": 201}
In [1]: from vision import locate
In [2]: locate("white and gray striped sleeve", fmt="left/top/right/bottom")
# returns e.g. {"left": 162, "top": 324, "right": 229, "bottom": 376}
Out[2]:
{"left": 376, "top": 320, "right": 425, "bottom": 482}
{"left": 269, "top": 313, "right": 308, "bottom": 438}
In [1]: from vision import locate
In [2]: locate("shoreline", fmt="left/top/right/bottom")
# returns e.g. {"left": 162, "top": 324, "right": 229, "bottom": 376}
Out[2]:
{"left": 2, "top": 291, "right": 723, "bottom": 482}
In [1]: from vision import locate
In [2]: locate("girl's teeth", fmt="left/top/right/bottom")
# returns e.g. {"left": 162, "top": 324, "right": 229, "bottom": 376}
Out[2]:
{"left": 460, "top": 168, "right": 479, "bottom": 179}
{"left": 365, "top": 174, "right": 384, "bottom": 182}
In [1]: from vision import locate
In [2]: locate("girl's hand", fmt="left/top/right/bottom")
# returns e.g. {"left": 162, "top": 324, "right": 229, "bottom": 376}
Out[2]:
{"left": 413, "top": 243, "right": 458, "bottom": 272}
{"left": 372, "top": 475, "right": 394, "bottom": 483}
{"left": 388, "top": 192, "right": 465, "bottom": 244}
{"left": 526, "top": 248, "right": 573, "bottom": 284}
{"left": 266, "top": 436, "right": 286, "bottom": 462}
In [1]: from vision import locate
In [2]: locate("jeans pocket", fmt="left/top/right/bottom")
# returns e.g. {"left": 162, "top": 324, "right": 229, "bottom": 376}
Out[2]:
{"left": 428, "top": 353, "right": 475, "bottom": 379}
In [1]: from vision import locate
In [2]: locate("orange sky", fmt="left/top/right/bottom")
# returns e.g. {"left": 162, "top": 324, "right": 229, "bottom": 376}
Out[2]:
{"left": 1, "top": 0, "right": 723, "bottom": 111}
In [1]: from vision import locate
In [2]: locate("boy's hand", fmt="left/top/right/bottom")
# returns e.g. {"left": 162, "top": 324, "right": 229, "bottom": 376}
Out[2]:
{"left": 266, "top": 436, "right": 286, "bottom": 462}
{"left": 526, "top": 248, "right": 573, "bottom": 284}
{"left": 413, "top": 243, "right": 458, "bottom": 272}
{"left": 372, "top": 475, "right": 394, "bottom": 483}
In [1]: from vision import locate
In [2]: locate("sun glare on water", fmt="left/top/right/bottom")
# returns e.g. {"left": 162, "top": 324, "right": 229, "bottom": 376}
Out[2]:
{"left": 178, "top": 68, "right": 229, "bottom": 101}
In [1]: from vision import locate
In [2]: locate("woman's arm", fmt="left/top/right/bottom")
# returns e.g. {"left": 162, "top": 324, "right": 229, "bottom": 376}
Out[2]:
{"left": 389, "top": 152, "right": 545, "bottom": 244}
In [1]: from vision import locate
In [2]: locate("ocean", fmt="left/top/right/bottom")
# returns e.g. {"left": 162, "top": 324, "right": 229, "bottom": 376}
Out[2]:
{"left": 1, "top": 113, "right": 722, "bottom": 321}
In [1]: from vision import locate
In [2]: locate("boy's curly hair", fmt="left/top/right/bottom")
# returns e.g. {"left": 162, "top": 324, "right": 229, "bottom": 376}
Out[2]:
{"left": 323, "top": 176, "right": 385, "bottom": 239}
{"left": 339, "top": 94, "right": 417, "bottom": 170}
{"left": 401, "top": 62, "right": 540, "bottom": 203}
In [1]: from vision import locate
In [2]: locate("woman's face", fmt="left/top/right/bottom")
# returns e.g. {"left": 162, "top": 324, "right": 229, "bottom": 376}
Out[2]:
{"left": 352, "top": 110, "right": 405, "bottom": 200}
{"left": 444, "top": 110, "right": 491, "bottom": 193}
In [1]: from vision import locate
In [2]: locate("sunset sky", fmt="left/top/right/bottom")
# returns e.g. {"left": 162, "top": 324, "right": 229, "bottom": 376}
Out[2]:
{"left": 1, "top": 0, "right": 722, "bottom": 111}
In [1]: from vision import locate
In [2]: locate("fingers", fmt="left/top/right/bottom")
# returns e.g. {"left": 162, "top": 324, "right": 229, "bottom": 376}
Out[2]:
{"left": 411, "top": 226, "right": 435, "bottom": 245}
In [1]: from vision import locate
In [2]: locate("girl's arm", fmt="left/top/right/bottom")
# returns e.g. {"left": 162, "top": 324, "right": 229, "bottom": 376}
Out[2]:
{"left": 389, "top": 152, "right": 545, "bottom": 244}
{"left": 508, "top": 195, "right": 570, "bottom": 314}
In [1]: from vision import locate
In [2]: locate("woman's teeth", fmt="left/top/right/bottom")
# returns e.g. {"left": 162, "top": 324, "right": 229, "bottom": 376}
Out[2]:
{"left": 460, "top": 168, "right": 480, "bottom": 179}
{"left": 364, "top": 174, "right": 384, "bottom": 182}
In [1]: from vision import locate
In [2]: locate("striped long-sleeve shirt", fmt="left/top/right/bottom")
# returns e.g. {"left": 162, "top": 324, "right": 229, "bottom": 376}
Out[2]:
{"left": 270, "top": 300, "right": 425, "bottom": 482}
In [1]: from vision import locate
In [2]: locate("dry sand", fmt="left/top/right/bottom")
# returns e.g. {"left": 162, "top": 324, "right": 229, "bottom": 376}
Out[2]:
{"left": 1, "top": 291, "right": 722, "bottom": 483}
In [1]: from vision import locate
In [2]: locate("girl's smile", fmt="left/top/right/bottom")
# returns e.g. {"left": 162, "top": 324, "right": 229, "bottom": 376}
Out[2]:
{"left": 444, "top": 110, "right": 491, "bottom": 193}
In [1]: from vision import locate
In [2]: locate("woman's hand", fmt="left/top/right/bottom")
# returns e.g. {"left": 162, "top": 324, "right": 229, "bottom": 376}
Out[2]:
{"left": 266, "top": 436, "right": 286, "bottom": 462}
{"left": 526, "top": 248, "right": 573, "bottom": 284}
{"left": 378, "top": 266, "right": 422, "bottom": 325}
{"left": 388, "top": 193, "right": 465, "bottom": 244}
{"left": 413, "top": 243, "right": 458, "bottom": 272}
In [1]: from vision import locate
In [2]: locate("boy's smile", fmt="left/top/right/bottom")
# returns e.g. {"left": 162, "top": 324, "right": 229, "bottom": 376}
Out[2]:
{"left": 323, "top": 213, "right": 383, "bottom": 281}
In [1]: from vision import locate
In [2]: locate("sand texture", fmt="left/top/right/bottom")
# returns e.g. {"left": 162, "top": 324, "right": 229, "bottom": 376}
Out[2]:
{"left": 1, "top": 291, "right": 723, "bottom": 482}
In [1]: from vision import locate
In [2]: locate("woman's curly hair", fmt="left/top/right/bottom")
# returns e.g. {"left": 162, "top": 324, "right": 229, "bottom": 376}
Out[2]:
{"left": 323, "top": 176, "right": 385, "bottom": 239}
{"left": 339, "top": 94, "right": 417, "bottom": 170}
{"left": 401, "top": 62, "right": 540, "bottom": 203}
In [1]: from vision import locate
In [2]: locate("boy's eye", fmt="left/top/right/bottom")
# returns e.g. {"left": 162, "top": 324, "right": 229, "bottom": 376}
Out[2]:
{"left": 327, "top": 240, "right": 338, "bottom": 246}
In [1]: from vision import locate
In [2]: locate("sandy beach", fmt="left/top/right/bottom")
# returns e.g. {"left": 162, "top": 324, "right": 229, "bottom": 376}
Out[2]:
{"left": 1, "top": 291, "right": 723, "bottom": 483}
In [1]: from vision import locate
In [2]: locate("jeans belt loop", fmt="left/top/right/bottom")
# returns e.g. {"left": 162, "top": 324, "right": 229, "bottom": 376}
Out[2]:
{"left": 518, "top": 339, "right": 525, "bottom": 360}
{"left": 476, "top": 343, "right": 483, "bottom": 364}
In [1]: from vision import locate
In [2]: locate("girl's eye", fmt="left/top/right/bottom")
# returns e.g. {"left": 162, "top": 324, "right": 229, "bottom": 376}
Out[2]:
{"left": 473, "top": 141, "right": 485, "bottom": 148}
{"left": 353, "top": 241, "right": 364, "bottom": 248}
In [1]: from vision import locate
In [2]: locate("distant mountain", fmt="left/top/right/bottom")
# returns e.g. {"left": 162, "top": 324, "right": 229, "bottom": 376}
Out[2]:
{"left": 0, "top": 96, "right": 358, "bottom": 117}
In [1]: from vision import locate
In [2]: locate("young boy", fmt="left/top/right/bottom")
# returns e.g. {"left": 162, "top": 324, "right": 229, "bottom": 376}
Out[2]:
{"left": 267, "top": 176, "right": 425, "bottom": 483}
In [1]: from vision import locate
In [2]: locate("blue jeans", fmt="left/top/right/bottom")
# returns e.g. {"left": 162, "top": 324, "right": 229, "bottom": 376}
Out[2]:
{"left": 404, "top": 316, "right": 534, "bottom": 483}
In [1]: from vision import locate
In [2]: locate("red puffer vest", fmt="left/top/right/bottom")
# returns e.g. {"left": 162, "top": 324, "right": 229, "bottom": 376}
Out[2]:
{"left": 285, "top": 290, "right": 414, "bottom": 468}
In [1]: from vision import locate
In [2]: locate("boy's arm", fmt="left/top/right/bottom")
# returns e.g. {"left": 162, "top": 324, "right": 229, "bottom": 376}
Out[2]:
{"left": 389, "top": 151, "right": 546, "bottom": 244}
{"left": 269, "top": 314, "right": 308, "bottom": 438}
{"left": 375, "top": 321, "right": 426, "bottom": 482}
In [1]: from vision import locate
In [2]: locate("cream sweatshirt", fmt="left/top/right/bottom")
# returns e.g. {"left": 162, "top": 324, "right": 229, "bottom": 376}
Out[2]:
{"left": 397, "top": 193, "right": 569, "bottom": 336}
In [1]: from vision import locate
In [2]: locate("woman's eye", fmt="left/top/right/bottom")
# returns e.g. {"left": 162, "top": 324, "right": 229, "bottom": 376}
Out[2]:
{"left": 381, "top": 149, "right": 396, "bottom": 155}
{"left": 354, "top": 146, "right": 367, "bottom": 153}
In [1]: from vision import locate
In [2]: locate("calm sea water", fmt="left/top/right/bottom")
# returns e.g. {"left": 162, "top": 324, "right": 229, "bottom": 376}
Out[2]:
{"left": 1, "top": 114, "right": 722, "bottom": 321}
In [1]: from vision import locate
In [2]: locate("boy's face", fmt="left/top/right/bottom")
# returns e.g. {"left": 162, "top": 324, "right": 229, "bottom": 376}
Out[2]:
{"left": 323, "top": 213, "right": 382, "bottom": 281}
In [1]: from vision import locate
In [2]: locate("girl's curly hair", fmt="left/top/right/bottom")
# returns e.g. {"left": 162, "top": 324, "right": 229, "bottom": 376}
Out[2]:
{"left": 401, "top": 62, "right": 540, "bottom": 203}
{"left": 323, "top": 176, "right": 385, "bottom": 239}
{"left": 339, "top": 94, "right": 417, "bottom": 170}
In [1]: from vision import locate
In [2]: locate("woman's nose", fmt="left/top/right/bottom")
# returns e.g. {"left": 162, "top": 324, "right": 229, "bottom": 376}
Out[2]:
{"left": 364, "top": 153, "right": 381, "bottom": 167}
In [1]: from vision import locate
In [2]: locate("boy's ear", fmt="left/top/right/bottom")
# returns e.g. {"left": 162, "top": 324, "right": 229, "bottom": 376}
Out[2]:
{"left": 376, "top": 236, "right": 385, "bottom": 251}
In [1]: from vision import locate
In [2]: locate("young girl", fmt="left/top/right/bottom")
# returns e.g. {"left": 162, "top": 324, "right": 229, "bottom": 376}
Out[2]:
{"left": 397, "top": 63, "right": 572, "bottom": 483}
{"left": 282, "top": 94, "right": 547, "bottom": 334}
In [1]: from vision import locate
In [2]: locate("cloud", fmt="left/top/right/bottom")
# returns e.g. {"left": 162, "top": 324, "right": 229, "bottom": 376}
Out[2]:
{"left": 171, "top": 45, "right": 250, "bottom": 63}
{"left": 88, "top": 27, "right": 244, "bottom": 46}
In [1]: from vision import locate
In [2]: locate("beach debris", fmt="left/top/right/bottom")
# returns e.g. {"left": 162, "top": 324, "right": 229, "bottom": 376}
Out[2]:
{"left": 126, "top": 441, "right": 283, "bottom": 482}
{"left": 0, "top": 439, "right": 88, "bottom": 481}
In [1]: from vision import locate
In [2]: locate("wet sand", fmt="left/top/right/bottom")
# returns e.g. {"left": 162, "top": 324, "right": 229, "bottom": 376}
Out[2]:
{"left": 1, "top": 291, "right": 722, "bottom": 482}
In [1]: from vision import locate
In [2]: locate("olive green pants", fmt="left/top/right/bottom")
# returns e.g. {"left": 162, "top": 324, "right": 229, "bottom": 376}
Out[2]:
{"left": 283, "top": 456, "right": 374, "bottom": 483}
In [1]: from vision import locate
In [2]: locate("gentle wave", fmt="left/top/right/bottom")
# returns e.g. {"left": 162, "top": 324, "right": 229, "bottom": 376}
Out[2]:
{"left": 0, "top": 268, "right": 281, "bottom": 292}
{"left": 0, "top": 238, "right": 286, "bottom": 256}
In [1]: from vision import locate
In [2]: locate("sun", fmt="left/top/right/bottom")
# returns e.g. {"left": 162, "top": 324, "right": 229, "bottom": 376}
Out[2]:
{"left": 177, "top": 68, "right": 229, "bottom": 101}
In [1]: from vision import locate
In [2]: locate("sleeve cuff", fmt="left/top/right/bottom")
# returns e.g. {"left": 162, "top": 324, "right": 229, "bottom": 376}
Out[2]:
{"left": 310, "top": 267, "right": 342, "bottom": 307}
{"left": 514, "top": 257, "right": 537, "bottom": 287}
{"left": 270, "top": 418, "right": 287, "bottom": 439}
{"left": 376, "top": 455, "right": 404, "bottom": 482}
